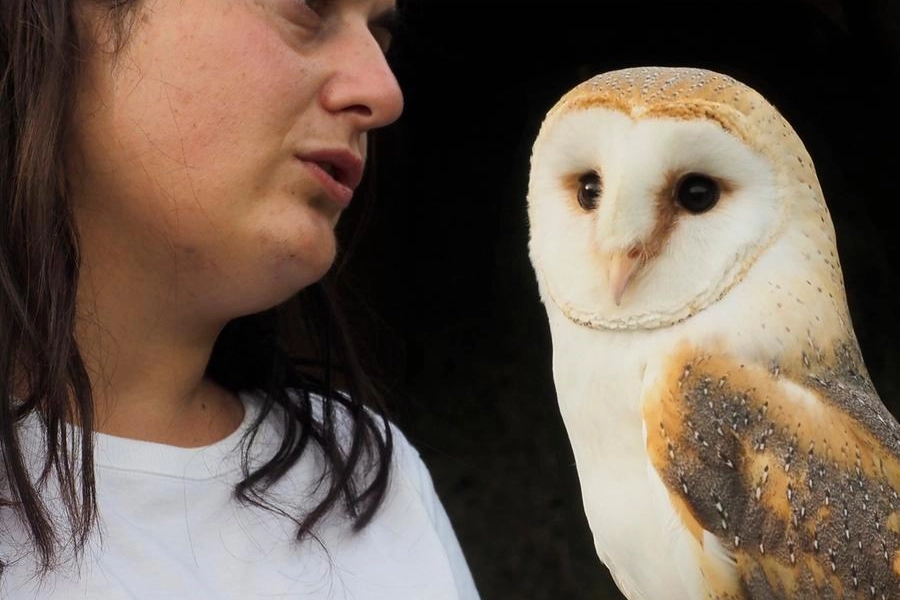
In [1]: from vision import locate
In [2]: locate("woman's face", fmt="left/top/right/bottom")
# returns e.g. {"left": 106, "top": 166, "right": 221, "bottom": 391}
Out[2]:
{"left": 70, "top": 0, "right": 403, "bottom": 321}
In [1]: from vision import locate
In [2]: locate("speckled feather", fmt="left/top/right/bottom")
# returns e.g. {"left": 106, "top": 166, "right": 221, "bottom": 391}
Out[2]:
{"left": 645, "top": 341, "right": 900, "bottom": 599}
{"left": 526, "top": 66, "right": 900, "bottom": 600}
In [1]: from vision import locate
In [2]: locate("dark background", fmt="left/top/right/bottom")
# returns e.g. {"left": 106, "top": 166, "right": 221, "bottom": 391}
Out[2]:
{"left": 337, "top": 1, "right": 900, "bottom": 598}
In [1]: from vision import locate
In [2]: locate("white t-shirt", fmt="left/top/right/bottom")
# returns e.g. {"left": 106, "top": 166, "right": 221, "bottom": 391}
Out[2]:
{"left": 0, "top": 392, "right": 480, "bottom": 599}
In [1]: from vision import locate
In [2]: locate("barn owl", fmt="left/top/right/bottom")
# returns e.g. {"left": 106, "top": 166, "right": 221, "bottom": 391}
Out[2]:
{"left": 526, "top": 66, "right": 900, "bottom": 599}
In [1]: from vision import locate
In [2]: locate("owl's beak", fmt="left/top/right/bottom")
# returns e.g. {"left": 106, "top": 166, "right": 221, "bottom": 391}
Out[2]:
{"left": 608, "top": 249, "right": 641, "bottom": 306}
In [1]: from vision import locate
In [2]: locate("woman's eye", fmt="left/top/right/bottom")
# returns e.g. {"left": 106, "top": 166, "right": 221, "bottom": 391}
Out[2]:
{"left": 371, "top": 27, "right": 393, "bottom": 54}
{"left": 272, "top": 0, "right": 322, "bottom": 29}
{"left": 301, "top": 0, "right": 329, "bottom": 15}
{"left": 280, "top": 0, "right": 328, "bottom": 26}
{"left": 370, "top": 10, "right": 399, "bottom": 54}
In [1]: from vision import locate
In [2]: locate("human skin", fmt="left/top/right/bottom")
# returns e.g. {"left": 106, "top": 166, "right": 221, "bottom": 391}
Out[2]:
{"left": 67, "top": 0, "right": 403, "bottom": 445}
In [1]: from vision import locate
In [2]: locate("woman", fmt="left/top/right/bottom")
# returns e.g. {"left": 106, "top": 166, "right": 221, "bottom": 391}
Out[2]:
{"left": 0, "top": 0, "right": 479, "bottom": 598}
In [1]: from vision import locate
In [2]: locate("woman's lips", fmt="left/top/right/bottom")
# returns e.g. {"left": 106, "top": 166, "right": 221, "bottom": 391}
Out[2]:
{"left": 302, "top": 159, "right": 354, "bottom": 207}
{"left": 296, "top": 149, "right": 363, "bottom": 208}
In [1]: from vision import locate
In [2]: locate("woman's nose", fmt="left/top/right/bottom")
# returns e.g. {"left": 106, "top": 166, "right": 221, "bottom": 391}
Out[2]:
{"left": 320, "top": 23, "right": 404, "bottom": 131}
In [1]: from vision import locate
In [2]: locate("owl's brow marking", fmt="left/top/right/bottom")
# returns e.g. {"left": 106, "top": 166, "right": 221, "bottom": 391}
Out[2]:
{"left": 562, "top": 97, "right": 743, "bottom": 143}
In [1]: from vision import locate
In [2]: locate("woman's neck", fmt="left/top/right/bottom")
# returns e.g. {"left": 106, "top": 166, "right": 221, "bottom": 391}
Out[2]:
{"left": 74, "top": 267, "right": 245, "bottom": 447}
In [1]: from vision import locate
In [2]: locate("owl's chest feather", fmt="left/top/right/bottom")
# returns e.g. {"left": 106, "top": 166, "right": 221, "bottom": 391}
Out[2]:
{"left": 549, "top": 317, "right": 704, "bottom": 599}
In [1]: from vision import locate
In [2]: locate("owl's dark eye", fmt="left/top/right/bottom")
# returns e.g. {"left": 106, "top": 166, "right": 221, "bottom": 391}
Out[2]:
{"left": 577, "top": 172, "right": 602, "bottom": 210}
{"left": 675, "top": 173, "right": 720, "bottom": 214}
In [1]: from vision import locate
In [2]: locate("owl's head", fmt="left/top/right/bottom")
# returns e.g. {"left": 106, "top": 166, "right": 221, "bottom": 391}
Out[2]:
{"left": 527, "top": 66, "right": 834, "bottom": 331}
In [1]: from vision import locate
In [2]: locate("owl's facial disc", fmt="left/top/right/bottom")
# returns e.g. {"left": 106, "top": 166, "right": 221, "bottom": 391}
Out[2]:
{"left": 527, "top": 107, "right": 782, "bottom": 331}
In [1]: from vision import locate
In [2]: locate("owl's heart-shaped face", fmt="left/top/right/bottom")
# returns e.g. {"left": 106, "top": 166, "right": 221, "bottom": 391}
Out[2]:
{"left": 526, "top": 67, "right": 835, "bottom": 332}
{"left": 528, "top": 107, "right": 780, "bottom": 330}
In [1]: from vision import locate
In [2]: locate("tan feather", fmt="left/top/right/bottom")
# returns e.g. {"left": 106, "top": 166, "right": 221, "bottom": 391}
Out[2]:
{"left": 643, "top": 341, "right": 900, "bottom": 598}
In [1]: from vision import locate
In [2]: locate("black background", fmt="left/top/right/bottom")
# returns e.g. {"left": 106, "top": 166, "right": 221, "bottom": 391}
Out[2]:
{"left": 337, "top": 1, "right": 900, "bottom": 598}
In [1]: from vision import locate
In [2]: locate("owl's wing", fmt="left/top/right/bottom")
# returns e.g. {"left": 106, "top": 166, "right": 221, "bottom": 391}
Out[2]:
{"left": 642, "top": 343, "right": 900, "bottom": 599}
